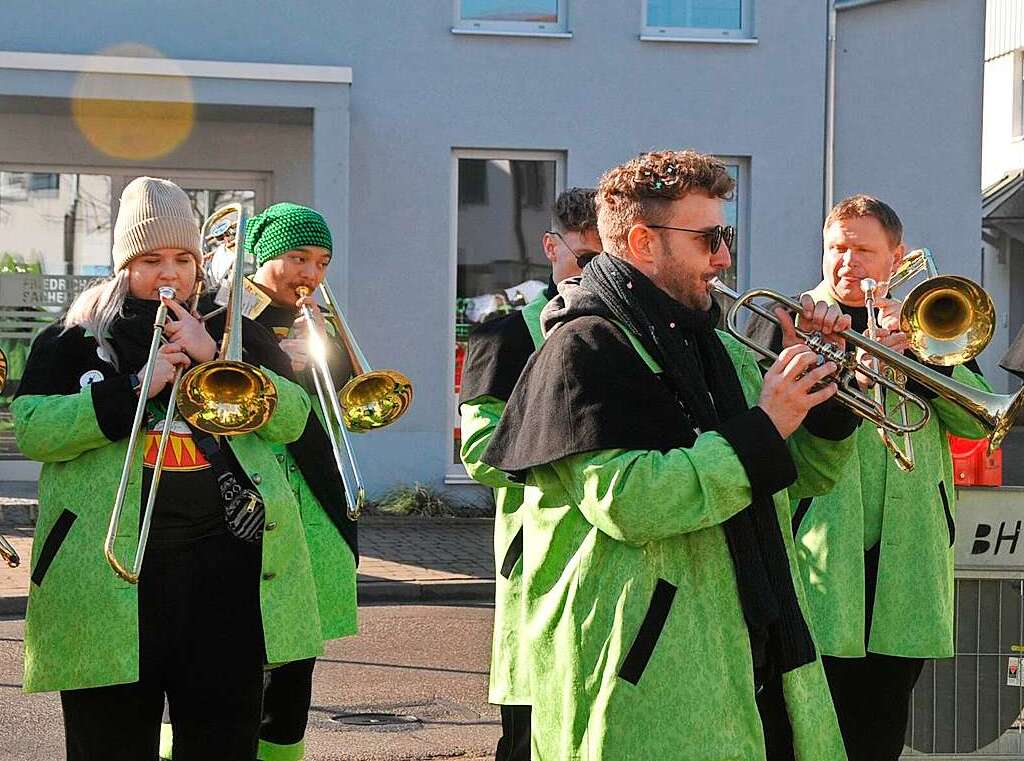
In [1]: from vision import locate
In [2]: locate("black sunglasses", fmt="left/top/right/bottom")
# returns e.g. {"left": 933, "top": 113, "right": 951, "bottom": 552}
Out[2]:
{"left": 546, "top": 230, "right": 602, "bottom": 268}
{"left": 646, "top": 224, "right": 735, "bottom": 255}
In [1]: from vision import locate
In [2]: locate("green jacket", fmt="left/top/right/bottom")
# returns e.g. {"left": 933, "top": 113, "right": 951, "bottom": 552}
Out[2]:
{"left": 792, "top": 281, "right": 992, "bottom": 659}
{"left": 460, "top": 291, "right": 548, "bottom": 704}
{"left": 15, "top": 332, "right": 324, "bottom": 693}
{"left": 268, "top": 405, "right": 357, "bottom": 643}
{"left": 499, "top": 322, "right": 851, "bottom": 761}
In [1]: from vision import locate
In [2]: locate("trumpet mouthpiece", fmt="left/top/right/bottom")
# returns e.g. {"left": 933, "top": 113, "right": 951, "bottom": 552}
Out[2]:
{"left": 158, "top": 286, "right": 176, "bottom": 300}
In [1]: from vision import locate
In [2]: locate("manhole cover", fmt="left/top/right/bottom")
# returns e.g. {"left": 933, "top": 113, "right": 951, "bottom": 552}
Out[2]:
{"left": 330, "top": 712, "right": 422, "bottom": 727}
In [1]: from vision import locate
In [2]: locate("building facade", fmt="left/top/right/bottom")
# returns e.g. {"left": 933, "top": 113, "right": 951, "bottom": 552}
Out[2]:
{"left": 0, "top": 0, "right": 984, "bottom": 491}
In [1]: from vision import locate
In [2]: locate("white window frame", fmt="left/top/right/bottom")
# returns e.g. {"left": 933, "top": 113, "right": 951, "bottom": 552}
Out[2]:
{"left": 452, "top": 0, "right": 572, "bottom": 38}
{"left": 1013, "top": 50, "right": 1024, "bottom": 142}
{"left": 446, "top": 148, "right": 566, "bottom": 484}
{"left": 641, "top": 0, "right": 756, "bottom": 43}
{"left": 717, "top": 156, "right": 751, "bottom": 292}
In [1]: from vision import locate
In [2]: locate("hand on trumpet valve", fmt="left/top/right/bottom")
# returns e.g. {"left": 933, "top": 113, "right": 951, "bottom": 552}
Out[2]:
{"left": 161, "top": 295, "right": 217, "bottom": 363}
{"left": 759, "top": 344, "right": 841, "bottom": 438}
{"left": 137, "top": 344, "right": 191, "bottom": 399}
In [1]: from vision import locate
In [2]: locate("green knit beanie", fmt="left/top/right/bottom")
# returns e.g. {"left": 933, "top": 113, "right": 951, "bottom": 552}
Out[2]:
{"left": 245, "top": 203, "right": 333, "bottom": 268}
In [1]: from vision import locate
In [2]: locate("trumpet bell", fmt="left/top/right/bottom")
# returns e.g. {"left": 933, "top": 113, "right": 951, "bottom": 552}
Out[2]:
{"left": 901, "top": 275, "right": 995, "bottom": 366}
{"left": 177, "top": 360, "right": 278, "bottom": 435}
{"left": 340, "top": 369, "right": 413, "bottom": 432}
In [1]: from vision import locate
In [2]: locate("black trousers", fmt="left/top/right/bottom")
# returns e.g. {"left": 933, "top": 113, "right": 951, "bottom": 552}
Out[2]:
{"left": 757, "top": 673, "right": 795, "bottom": 761}
{"left": 822, "top": 653, "right": 924, "bottom": 761}
{"left": 819, "top": 545, "right": 925, "bottom": 761}
{"left": 61, "top": 533, "right": 265, "bottom": 761}
{"left": 495, "top": 704, "right": 531, "bottom": 761}
{"left": 260, "top": 657, "right": 316, "bottom": 746}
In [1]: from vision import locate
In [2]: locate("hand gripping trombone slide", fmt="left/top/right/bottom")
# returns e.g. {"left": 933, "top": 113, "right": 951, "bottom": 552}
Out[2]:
{"left": 710, "top": 278, "right": 1024, "bottom": 457}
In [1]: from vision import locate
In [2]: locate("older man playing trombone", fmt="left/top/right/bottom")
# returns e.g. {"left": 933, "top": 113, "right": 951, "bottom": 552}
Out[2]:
{"left": 747, "top": 194, "right": 993, "bottom": 761}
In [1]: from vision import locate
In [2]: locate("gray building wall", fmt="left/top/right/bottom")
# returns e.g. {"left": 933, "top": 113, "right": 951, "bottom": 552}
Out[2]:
{"left": 0, "top": 0, "right": 985, "bottom": 493}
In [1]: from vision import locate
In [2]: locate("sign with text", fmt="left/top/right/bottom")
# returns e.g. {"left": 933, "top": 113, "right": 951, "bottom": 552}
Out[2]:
{"left": 954, "top": 486, "right": 1024, "bottom": 570}
{"left": 0, "top": 274, "right": 106, "bottom": 309}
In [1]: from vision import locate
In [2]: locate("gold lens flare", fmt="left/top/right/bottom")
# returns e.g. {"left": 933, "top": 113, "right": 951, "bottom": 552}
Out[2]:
{"left": 71, "top": 44, "right": 195, "bottom": 160}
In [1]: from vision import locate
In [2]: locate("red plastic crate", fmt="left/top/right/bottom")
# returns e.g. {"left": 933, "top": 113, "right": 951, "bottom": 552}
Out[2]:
{"left": 949, "top": 435, "right": 1003, "bottom": 486}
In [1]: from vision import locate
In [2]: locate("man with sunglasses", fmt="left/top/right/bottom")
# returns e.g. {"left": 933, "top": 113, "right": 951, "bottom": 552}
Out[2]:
{"left": 482, "top": 150, "right": 859, "bottom": 760}
{"left": 746, "top": 195, "right": 990, "bottom": 761}
{"left": 458, "top": 187, "right": 600, "bottom": 761}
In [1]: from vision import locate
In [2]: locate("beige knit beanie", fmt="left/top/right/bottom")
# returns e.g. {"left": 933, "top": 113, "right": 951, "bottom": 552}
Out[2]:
{"left": 112, "top": 177, "right": 202, "bottom": 271}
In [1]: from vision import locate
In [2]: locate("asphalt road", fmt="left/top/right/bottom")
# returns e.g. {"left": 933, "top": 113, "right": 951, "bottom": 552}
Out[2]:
{"left": 0, "top": 604, "right": 501, "bottom": 760}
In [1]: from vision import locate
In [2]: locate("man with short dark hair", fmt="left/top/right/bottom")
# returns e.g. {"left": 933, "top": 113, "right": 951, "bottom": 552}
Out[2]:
{"left": 749, "top": 194, "right": 992, "bottom": 761}
{"left": 459, "top": 187, "right": 600, "bottom": 761}
{"left": 482, "top": 151, "right": 858, "bottom": 760}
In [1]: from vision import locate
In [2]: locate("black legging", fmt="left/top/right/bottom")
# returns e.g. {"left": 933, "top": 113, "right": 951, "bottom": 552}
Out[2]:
{"left": 260, "top": 657, "right": 316, "bottom": 746}
{"left": 61, "top": 533, "right": 265, "bottom": 761}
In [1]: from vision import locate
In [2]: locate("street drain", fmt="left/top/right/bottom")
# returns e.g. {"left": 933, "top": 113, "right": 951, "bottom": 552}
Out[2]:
{"left": 330, "top": 712, "right": 423, "bottom": 727}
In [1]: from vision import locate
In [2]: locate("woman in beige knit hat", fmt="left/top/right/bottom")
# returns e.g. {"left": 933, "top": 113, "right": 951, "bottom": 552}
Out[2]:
{"left": 11, "top": 177, "right": 325, "bottom": 761}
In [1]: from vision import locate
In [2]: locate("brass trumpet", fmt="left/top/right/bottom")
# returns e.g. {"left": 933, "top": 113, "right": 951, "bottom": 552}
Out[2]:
{"left": 713, "top": 279, "right": 1024, "bottom": 454}
{"left": 296, "top": 282, "right": 412, "bottom": 519}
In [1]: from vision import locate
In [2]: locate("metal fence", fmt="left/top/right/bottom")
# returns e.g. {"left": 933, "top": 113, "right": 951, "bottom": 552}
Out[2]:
{"left": 903, "top": 488, "right": 1024, "bottom": 759}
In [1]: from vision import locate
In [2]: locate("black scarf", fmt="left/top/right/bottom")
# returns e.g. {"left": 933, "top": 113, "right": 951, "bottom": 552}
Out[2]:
{"left": 581, "top": 254, "right": 815, "bottom": 678}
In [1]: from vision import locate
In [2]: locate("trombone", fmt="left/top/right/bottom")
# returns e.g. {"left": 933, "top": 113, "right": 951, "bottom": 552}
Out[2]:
{"left": 712, "top": 279, "right": 1024, "bottom": 456}
{"left": 105, "top": 286, "right": 185, "bottom": 583}
{"left": 296, "top": 282, "right": 413, "bottom": 520}
{"left": 176, "top": 205, "right": 278, "bottom": 436}
{"left": 860, "top": 249, "right": 996, "bottom": 470}
{"left": 105, "top": 205, "right": 277, "bottom": 583}
{"left": 0, "top": 534, "right": 18, "bottom": 568}
{"left": 862, "top": 278, "right": 915, "bottom": 471}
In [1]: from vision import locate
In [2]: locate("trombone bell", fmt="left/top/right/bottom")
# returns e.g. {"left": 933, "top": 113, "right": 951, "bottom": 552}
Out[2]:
{"left": 177, "top": 361, "right": 278, "bottom": 436}
{"left": 340, "top": 370, "right": 414, "bottom": 432}
{"left": 901, "top": 275, "right": 995, "bottom": 366}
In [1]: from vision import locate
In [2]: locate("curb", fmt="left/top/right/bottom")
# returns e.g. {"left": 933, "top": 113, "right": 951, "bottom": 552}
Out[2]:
{"left": 358, "top": 579, "right": 495, "bottom": 605}
{"left": 0, "top": 579, "right": 496, "bottom": 618}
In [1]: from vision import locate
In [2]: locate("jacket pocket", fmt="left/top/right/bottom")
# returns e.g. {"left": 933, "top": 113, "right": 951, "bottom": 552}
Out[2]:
{"left": 31, "top": 509, "right": 77, "bottom": 587}
{"left": 499, "top": 526, "right": 524, "bottom": 580}
{"left": 792, "top": 497, "right": 813, "bottom": 536}
{"left": 619, "top": 578, "right": 678, "bottom": 685}
{"left": 939, "top": 481, "right": 955, "bottom": 548}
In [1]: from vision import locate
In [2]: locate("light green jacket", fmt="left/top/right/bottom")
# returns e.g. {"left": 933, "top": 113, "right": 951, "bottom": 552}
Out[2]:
{"left": 793, "top": 281, "right": 991, "bottom": 659}
{"left": 460, "top": 292, "right": 548, "bottom": 704}
{"left": 15, "top": 364, "right": 324, "bottom": 693}
{"left": 268, "top": 403, "right": 358, "bottom": 643}
{"left": 522, "top": 328, "right": 851, "bottom": 761}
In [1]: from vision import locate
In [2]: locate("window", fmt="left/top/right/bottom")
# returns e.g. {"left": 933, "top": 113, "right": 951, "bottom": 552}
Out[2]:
{"left": 643, "top": 0, "right": 754, "bottom": 41}
{"left": 720, "top": 162, "right": 741, "bottom": 289}
{"left": 450, "top": 150, "right": 563, "bottom": 480}
{"left": 0, "top": 167, "right": 265, "bottom": 461}
{"left": 454, "top": 0, "right": 569, "bottom": 36}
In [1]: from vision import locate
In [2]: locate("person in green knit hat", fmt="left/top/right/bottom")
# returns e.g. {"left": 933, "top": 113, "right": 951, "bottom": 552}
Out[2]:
{"left": 459, "top": 187, "right": 600, "bottom": 761}
{"left": 15, "top": 177, "right": 323, "bottom": 761}
{"left": 162, "top": 202, "right": 358, "bottom": 761}
{"left": 482, "top": 150, "right": 860, "bottom": 760}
